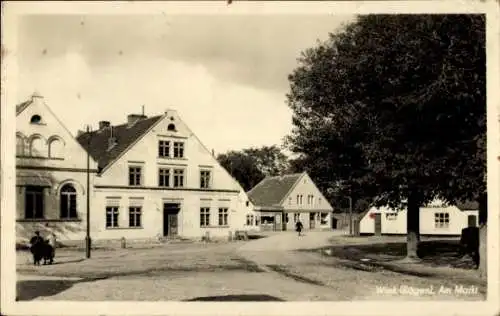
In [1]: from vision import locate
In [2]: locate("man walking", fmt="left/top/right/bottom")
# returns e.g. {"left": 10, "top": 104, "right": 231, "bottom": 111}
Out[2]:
{"left": 295, "top": 219, "right": 304, "bottom": 237}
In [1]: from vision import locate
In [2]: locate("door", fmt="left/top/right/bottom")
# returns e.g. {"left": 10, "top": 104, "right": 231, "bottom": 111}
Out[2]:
{"left": 275, "top": 213, "right": 282, "bottom": 231}
{"left": 163, "top": 203, "right": 180, "bottom": 237}
{"left": 374, "top": 213, "right": 382, "bottom": 235}
{"left": 309, "top": 212, "right": 316, "bottom": 229}
{"left": 468, "top": 215, "right": 477, "bottom": 228}
{"left": 282, "top": 212, "right": 288, "bottom": 231}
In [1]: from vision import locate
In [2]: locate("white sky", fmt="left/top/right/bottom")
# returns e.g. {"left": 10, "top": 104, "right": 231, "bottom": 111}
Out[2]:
{"left": 17, "top": 14, "right": 354, "bottom": 154}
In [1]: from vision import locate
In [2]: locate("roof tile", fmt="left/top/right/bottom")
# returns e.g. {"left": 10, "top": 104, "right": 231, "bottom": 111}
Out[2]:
{"left": 77, "top": 115, "right": 163, "bottom": 171}
{"left": 247, "top": 173, "right": 302, "bottom": 208}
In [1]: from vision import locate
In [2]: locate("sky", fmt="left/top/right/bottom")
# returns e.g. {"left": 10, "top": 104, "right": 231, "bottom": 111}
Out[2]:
{"left": 17, "top": 14, "right": 355, "bottom": 154}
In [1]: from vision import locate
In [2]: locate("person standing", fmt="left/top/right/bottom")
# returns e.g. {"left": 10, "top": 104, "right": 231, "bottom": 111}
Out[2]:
{"left": 47, "top": 232, "right": 56, "bottom": 264}
{"left": 29, "top": 231, "right": 44, "bottom": 265}
{"left": 295, "top": 219, "right": 304, "bottom": 237}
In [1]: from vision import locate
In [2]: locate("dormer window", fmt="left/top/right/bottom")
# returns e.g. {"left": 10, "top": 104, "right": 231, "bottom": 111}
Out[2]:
{"left": 167, "top": 123, "right": 176, "bottom": 131}
{"left": 30, "top": 115, "right": 42, "bottom": 124}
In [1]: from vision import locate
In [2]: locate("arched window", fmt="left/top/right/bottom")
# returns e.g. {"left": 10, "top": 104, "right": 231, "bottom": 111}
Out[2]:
{"left": 30, "top": 136, "right": 46, "bottom": 157}
{"left": 60, "top": 184, "right": 77, "bottom": 219}
{"left": 30, "top": 115, "right": 42, "bottom": 124}
{"left": 16, "top": 135, "right": 25, "bottom": 156}
{"left": 167, "top": 123, "right": 176, "bottom": 131}
{"left": 48, "top": 138, "right": 64, "bottom": 158}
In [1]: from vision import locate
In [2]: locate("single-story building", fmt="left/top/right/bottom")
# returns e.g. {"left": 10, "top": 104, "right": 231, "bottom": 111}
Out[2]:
{"left": 246, "top": 172, "right": 334, "bottom": 232}
{"left": 359, "top": 199, "right": 479, "bottom": 236}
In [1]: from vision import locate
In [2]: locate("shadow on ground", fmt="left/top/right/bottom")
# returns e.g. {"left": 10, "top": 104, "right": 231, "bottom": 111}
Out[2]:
{"left": 313, "top": 240, "right": 477, "bottom": 270}
{"left": 185, "top": 294, "right": 284, "bottom": 301}
{"left": 16, "top": 277, "right": 107, "bottom": 301}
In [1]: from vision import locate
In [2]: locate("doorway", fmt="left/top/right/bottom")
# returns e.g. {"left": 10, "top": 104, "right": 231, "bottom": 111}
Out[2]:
{"left": 163, "top": 203, "right": 180, "bottom": 237}
{"left": 467, "top": 215, "right": 477, "bottom": 228}
{"left": 309, "top": 212, "right": 316, "bottom": 229}
{"left": 374, "top": 213, "right": 382, "bottom": 235}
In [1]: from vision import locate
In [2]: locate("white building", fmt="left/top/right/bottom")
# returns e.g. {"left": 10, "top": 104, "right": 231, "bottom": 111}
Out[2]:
{"left": 15, "top": 93, "right": 98, "bottom": 242}
{"left": 16, "top": 93, "right": 253, "bottom": 242}
{"left": 246, "top": 172, "right": 333, "bottom": 232}
{"left": 359, "top": 199, "right": 479, "bottom": 236}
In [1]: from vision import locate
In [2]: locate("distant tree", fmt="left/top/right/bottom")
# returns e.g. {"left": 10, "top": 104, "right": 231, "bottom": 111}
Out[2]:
{"left": 286, "top": 14, "right": 485, "bottom": 262}
{"left": 217, "top": 145, "right": 290, "bottom": 192}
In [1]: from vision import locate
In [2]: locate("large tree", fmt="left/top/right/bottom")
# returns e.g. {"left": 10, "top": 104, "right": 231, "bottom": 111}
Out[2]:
{"left": 217, "top": 145, "right": 290, "bottom": 191}
{"left": 286, "top": 14, "right": 486, "bottom": 262}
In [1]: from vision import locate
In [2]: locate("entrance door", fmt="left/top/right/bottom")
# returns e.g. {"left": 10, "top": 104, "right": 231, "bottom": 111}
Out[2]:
{"left": 468, "top": 215, "right": 477, "bottom": 228}
{"left": 275, "top": 213, "right": 282, "bottom": 231}
{"left": 374, "top": 213, "right": 382, "bottom": 235}
{"left": 309, "top": 212, "right": 316, "bottom": 229}
{"left": 163, "top": 203, "right": 180, "bottom": 237}
{"left": 282, "top": 212, "right": 288, "bottom": 231}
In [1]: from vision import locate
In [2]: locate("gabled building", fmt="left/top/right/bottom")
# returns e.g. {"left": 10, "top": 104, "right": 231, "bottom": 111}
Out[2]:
{"left": 247, "top": 172, "right": 333, "bottom": 232}
{"left": 77, "top": 109, "right": 252, "bottom": 240}
{"left": 15, "top": 93, "right": 98, "bottom": 241}
{"left": 359, "top": 199, "right": 479, "bottom": 236}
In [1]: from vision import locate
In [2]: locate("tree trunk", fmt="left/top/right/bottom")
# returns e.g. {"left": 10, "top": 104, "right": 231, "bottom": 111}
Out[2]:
{"left": 478, "top": 193, "right": 487, "bottom": 279}
{"left": 406, "top": 191, "right": 421, "bottom": 260}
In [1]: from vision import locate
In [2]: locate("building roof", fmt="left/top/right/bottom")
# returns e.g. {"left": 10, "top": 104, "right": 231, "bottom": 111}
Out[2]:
{"left": 247, "top": 173, "right": 303, "bottom": 208}
{"left": 455, "top": 200, "right": 479, "bottom": 211}
{"left": 16, "top": 99, "right": 33, "bottom": 115}
{"left": 76, "top": 115, "right": 163, "bottom": 171}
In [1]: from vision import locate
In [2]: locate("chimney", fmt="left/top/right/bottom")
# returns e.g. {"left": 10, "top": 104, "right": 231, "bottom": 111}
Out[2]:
{"left": 99, "top": 121, "right": 111, "bottom": 130}
{"left": 127, "top": 114, "right": 147, "bottom": 126}
{"left": 107, "top": 126, "right": 117, "bottom": 150}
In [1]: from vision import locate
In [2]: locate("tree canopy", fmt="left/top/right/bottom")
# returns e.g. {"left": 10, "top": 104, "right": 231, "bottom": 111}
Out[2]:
{"left": 286, "top": 14, "right": 486, "bottom": 258}
{"left": 217, "top": 145, "right": 290, "bottom": 191}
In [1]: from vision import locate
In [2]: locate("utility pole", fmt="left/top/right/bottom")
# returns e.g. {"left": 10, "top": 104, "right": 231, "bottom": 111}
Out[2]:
{"left": 85, "top": 125, "right": 92, "bottom": 259}
{"left": 348, "top": 195, "right": 353, "bottom": 236}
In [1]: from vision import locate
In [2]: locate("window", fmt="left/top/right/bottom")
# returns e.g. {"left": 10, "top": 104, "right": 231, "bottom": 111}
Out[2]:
{"left": 48, "top": 138, "right": 64, "bottom": 158}
{"left": 386, "top": 213, "right": 398, "bottom": 221}
{"left": 30, "top": 115, "right": 42, "bottom": 124}
{"left": 106, "top": 206, "right": 119, "bottom": 228}
{"left": 288, "top": 197, "right": 292, "bottom": 205}
{"left": 173, "top": 142, "right": 184, "bottom": 158}
{"left": 30, "top": 136, "right": 45, "bottom": 157}
{"left": 300, "top": 195, "right": 303, "bottom": 205}
{"left": 25, "top": 186, "right": 44, "bottom": 219}
{"left": 167, "top": 123, "right": 176, "bottom": 131}
{"left": 173, "top": 169, "right": 185, "bottom": 187}
{"left": 246, "top": 214, "right": 254, "bottom": 226}
{"left": 294, "top": 213, "right": 300, "bottom": 222}
{"left": 200, "top": 207, "right": 210, "bottom": 227}
{"left": 286, "top": 213, "right": 289, "bottom": 223}
{"left": 218, "top": 208, "right": 229, "bottom": 226}
{"left": 296, "top": 195, "right": 300, "bottom": 204}
{"left": 159, "top": 168, "right": 170, "bottom": 187}
{"left": 129, "top": 206, "right": 142, "bottom": 228}
{"left": 129, "top": 166, "right": 142, "bottom": 186}
{"left": 16, "top": 135, "right": 24, "bottom": 156}
{"left": 320, "top": 213, "right": 328, "bottom": 225}
{"left": 255, "top": 216, "right": 260, "bottom": 226}
{"left": 60, "top": 184, "right": 77, "bottom": 219}
{"left": 158, "top": 140, "right": 170, "bottom": 158}
{"left": 434, "top": 212, "right": 450, "bottom": 228}
{"left": 307, "top": 195, "right": 314, "bottom": 205}
{"left": 318, "top": 197, "right": 322, "bottom": 205}
{"left": 200, "top": 170, "right": 211, "bottom": 189}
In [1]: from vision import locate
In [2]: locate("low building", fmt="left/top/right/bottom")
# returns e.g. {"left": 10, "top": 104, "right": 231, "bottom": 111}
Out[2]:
{"left": 359, "top": 199, "right": 479, "bottom": 236}
{"left": 246, "top": 172, "right": 333, "bottom": 232}
{"left": 77, "top": 108, "right": 252, "bottom": 241}
{"left": 15, "top": 93, "right": 98, "bottom": 242}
